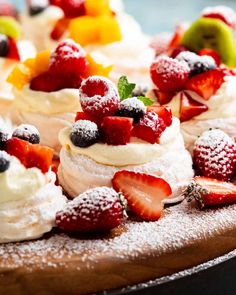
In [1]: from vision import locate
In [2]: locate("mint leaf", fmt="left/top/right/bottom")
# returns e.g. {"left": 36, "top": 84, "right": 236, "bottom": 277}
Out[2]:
{"left": 138, "top": 96, "right": 154, "bottom": 106}
{"left": 118, "top": 76, "right": 136, "bottom": 100}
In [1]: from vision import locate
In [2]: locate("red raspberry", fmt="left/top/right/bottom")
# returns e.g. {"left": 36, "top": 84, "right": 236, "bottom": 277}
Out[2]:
{"left": 30, "top": 72, "right": 82, "bottom": 92}
{"left": 56, "top": 187, "right": 126, "bottom": 233}
{"left": 79, "top": 76, "right": 120, "bottom": 118}
{"left": 101, "top": 117, "right": 133, "bottom": 145}
{"left": 193, "top": 129, "right": 236, "bottom": 181}
{"left": 50, "top": 0, "right": 86, "bottom": 18}
{"left": 132, "top": 111, "right": 166, "bottom": 144}
{"left": 49, "top": 39, "right": 88, "bottom": 75}
{"left": 150, "top": 56, "right": 190, "bottom": 92}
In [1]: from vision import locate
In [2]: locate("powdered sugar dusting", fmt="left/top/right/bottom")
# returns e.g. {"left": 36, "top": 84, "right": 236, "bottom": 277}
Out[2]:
{"left": 1, "top": 200, "right": 236, "bottom": 273}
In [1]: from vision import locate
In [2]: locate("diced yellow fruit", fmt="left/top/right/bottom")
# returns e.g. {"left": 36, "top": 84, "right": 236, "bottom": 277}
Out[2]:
{"left": 69, "top": 16, "right": 100, "bottom": 46}
{"left": 34, "top": 50, "right": 50, "bottom": 74}
{"left": 85, "top": 0, "right": 111, "bottom": 16}
{"left": 99, "top": 15, "right": 122, "bottom": 44}
{"left": 7, "top": 63, "right": 32, "bottom": 90}
{"left": 85, "top": 53, "right": 113, "bottom": 77}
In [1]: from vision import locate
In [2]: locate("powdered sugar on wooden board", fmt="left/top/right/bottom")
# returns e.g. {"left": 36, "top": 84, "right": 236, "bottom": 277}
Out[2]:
{"left": 1, "top": 201, "right": 236, "bottom": 271}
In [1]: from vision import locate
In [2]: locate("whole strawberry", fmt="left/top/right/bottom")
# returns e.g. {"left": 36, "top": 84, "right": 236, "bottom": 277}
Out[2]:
{"left": 56, "top": 187, "right": 126, "bottom": 233}
{"left": 193, "top": 129, "right": 236, "bottom": 181}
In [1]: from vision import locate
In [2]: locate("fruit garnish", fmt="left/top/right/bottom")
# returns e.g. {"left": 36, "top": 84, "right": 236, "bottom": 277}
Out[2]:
{"left": 168, "top": 24, "right": 186, "bottom": 55}
{"left": 183, "top": 176, "right": 236, "bottom": 209}
{"left": 29, "top": 0, "right": 48, "bottom": 16}
{"left": 115, "top": 97, "right": 146, "bottom": 123}
{"left": 30, "top": 71, "right": 82, "bottom": 92}
{"left": 193, "top": 129, "right": 236, "bottom": 181}
{"left": 0, "top": 0, "right": 18, "bottom": 18}
{"left": 0, "top": 16, "right": 21, "bottom": 39}
{"left": 132, "top": 111, "right": 166, "bottom": 144}
{"left": 50, "top": 0, "right": 86, "bottom": 18}
{"left": 179, "top": 92, "right": 208, "bottom": 122}
{"left": 56, "top": 186, "right": 126, "bottom": 232}
{"left": 176, "top": 51, "right": 216, "bottom": 76}
{"left": 149, "top": 32, "right": 172, "bottom": 56}
{"left": 150, "top": 56, "right": 190, "bottom": 92}
{"left": 85, "top": 0, "right": 111, "bottom": 17}
{"left": 112, "top": 171, "right": 172, "bottom": 221}
{"left": 202, "top": 6, "right": 236, "bottom": 30}
{"left": 185, "top": 68, "right": 226, "bottom": 100}
{"left": 153, "top": 89, "right": 176, "bottom": 105}
{"left": 75, "top": 111, "right": 100, "bottom": 125}
{"left": 0, "top": 33, "right": 8, "bottom": 57}
{"left": 117, "top": 75, "right": 135, "bottom": 100}
{"left": 12, "top": 124, "right": 40, "bottom": 144}
{"left": 68, "top": 15, "right": 122, "bottom": 46}
{"left": 84, "top": 53, "right": 113, "bottom": 78}
{"left": 198, "top": 48, "right": 221, "bottom": 66}
{"left": 181, "top": 17, "right": 236, "bottom": 67}
{"left": 5, "top": 137, "right": 53, "bottom": 173}
{"left": 7, "top": 37, "right": 19, "bottom": 60}
{"left": 79, "top": 76, "right": 119, "bottom": 118}
{"left": 50, "top": 18, "right": 70, "bottom": 41}
{"left": 170, "top": 45, "right": 188, "bottom": 58}
{"left": 147, "top": 104, "right": 172, "bottom": 127}
{"left": 0, "top": 126, "right": 10, "bottom": 149}
{"left": 0, "top": 151, "right": 10, "bottom": 173}
{"left": 70, "top": 120, "right": 99, "bottom": 148}
{"left": 101, "top": 116, "right": 133, "bottom": 145}
{"left": 131, "top": 85, "right": 148, "bottom": 97}
{"left": 49, "top": 39, "right": 88, "bottom": 75}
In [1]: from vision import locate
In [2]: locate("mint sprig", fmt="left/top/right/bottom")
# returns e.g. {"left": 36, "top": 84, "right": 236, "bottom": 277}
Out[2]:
{"left": 117, "top": 76, "right": 135, "bottom": 100}
{"left": 138, "top": 96, "right": 154, "bottom": 106}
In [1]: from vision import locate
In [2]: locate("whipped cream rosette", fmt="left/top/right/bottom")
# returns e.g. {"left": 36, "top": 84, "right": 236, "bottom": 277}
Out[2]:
{"left": 58, "top": 75, "right": 193, "bottom": 198}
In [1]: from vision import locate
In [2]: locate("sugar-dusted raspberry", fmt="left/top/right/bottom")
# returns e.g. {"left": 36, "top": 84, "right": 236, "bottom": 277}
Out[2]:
{"left": 79, "top": 76, "right": 120, "bottom": 118}
{"left": 132, "top": 111, "right": 166, "bottom": 144}
{"left": 49, "top": 39, "right": 88, "bottom": 75}
{"left": 193, "top": 129, "right": 236, "bottom": 181}
{"left": 150, "top": 56, "right": 190, "bottom": 92}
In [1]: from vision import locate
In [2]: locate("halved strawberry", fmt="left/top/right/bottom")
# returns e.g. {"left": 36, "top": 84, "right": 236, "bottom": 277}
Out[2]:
{"left": 50, "top": 18, "right": 70, "bottom": 41}
{"left": 101, "top": 117, "right": 133, "bottom": 145}
{"left": 147, "top": 104, "right": 172, "bottom": 126}
{"left": 112, "top": 171, "right": 172, "bottom": 221}
{"left": 180, "top": 92, "right": 208, "bottom": 122}
{"left": 153, "top": 89, "right": 176, "bottom": 105}
{"left": 185, "top": 69, "right": 226, "bottom": 100}
{"left": 5, "top": 137, "right": 53, "bottom": 173}
{"left": 198, "top": 48, "right": 221, "bottom": 67}
{"left": 7, "top": 37, "right": 20, "bottom": 60}
{"left": 167, "top": 24, "right": 186, "bottom": 55}
{"left": 184, "top": 176, "right": 236, "bottom": 209}
{"left": 75, "top": 111, "right": 100, "bottom": 125}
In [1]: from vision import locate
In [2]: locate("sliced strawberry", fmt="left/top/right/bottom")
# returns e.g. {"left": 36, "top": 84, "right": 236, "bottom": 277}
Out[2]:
{"left": 202, "top": 6, "right": 236, "bottom": 29}
{"left": 170, "top": 45, "right": 188, "bottom": 58}
{"left": 132, "top": 111, "right": 166, "bottom": 144}
{"left": 101, "top": 117, "right": 133, "bottom": 145}
{"left": 50, "top": 18, "right": 70, "bottom": 41}
{"left": 153, "top": 89, "right": 176, "bottom": 105}
{"left": 75, "top": 112, "right": 100, "bottom": 125}
{"left": 198, "top": 48, "right": 221, "bottom": 67}
{"left": 147, "top": 104, "right": 172, "bottom": 126}
{"left": 167, "top": 24, "right": 186, "bottom": 55}
{"left": 185, "top": 69, "right": 226, "bottom": 100}
{"left": 180, "top": 92, "right": 208, "bottom": 122}
{"left": 184, "top": 176, "right": 236, "bottom": 209}
{"left": 112, "top": 171, "right": 172, "bottom": 221}
{"left": 50, "top": 0, "right": 86, "bottom": 18}
{"left": 5, "top": 137, "right": 53, "bottom": 173}
{"left": 7, "top": 37, "right": 20, "bottom": 60}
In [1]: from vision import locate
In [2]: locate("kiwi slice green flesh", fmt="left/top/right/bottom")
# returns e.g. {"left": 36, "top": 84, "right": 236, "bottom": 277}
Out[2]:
{"left": 181, "top": 17, "right": 236, "bottom": 67}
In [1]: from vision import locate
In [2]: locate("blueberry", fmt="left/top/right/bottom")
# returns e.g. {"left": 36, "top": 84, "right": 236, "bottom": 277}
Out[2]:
{"left": 116, "top": 97, "right": 146, "bottom": 123}
{"left": 29, "top": 0, "right": 48, "bottom": 16}
{"left": 70, "top": 120, "right": 99, "bottom": 148}
{"left": 12, "top": 124, "right": 40, "bottom": 144}
{"left": 0, "top": 151, "right": 10, "bottom": 173}
{"left": 176, "top": 51, "right": 216, "bottom": 76}
{"left": 131, "top": 85, "right": 148, "bottom": 97}
{"left": 0, "top": 127, "right": 10, "bottom": 148}
{"left": 0, "top": 34, "right": 9, "bottom": 57}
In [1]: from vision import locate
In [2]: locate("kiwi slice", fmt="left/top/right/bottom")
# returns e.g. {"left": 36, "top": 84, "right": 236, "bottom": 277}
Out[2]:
{"left": 0, "top": 16, "right": 21, "bottom": 40}
{"left": 181, "top": 17, "right": 236, "bottom": 67}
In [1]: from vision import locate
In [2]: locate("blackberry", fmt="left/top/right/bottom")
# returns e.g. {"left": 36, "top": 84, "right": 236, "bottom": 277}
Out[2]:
{"left": 12, "top": 124, "right": 40, "bottom": 144}
{"left": 0, "top": 34, "right": 9, "bottom": 57}
{"left": 176, "top": 51, "right": 216, "bottom": 76}
{"left": 131, "top": 85, "right": 148, "bottom": 97}
{"left": 0, "top": 151, "right": 10, "bottom": 173}
{"left": 70, "top": 120, "right": 99, "bottom": 148}
{"left": 0, "top": 127, "right": 10, "bottom": 148}
{"left": 116, "top": 97, "right": 146, "bottom": 123}
{"left": 29, "top": 0, "right": 48, "bottom": 16}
